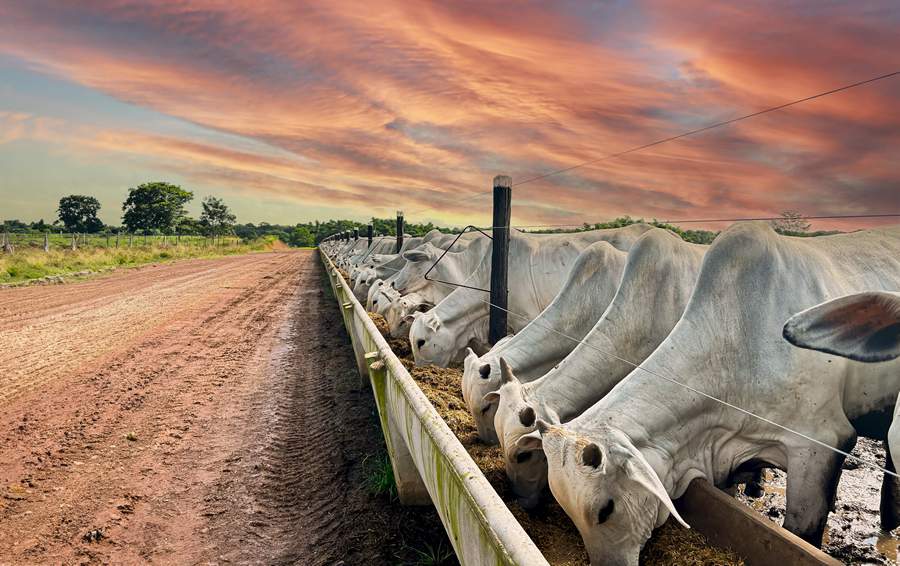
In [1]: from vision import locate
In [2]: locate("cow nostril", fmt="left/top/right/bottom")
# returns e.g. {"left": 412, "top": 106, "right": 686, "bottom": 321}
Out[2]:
{"left": 416, "top": 339, "right": 426, "bottom": 349}
{"left": 479, "top": 364, "right": 491, "bottom": 379}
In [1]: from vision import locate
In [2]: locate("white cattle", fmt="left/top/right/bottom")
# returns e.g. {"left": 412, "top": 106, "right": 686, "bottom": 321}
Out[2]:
{"left": 460, "top": 238, "right": 635, "bottom": 444}
{"left": 384, "top": 234, "right": 493, "bottom": 336}
{"left": 347, "top": 236, "right": 400, "bottom": 271}
{"left": 410, "top": 224, "right": 654, "bottom": 367}
{"left": 487, "top": 230, "right": 707, "bottom": 507}
{"left": 349, "top": 235, "right": 433, "bottom": 299}
{"left": 536, "top": 223, "right": 900, "bottom": 566}
{"left": 351, "top": 247, "right": 421, "bottom": 302}
{"left": 383, "top": 292, "right": 432, "bottom": 336}
{"left": 783, "top": 291, "right": 900, "bottom": 529}
{"left": 367, "top": 232, "right": 482, "bottom": 327}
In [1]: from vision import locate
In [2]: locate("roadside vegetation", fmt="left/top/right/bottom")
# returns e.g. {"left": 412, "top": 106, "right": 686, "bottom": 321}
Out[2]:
{"left": 362, "top": 453, "right": 397, "bottom": 499}
{"left": 0, "top": 236, "right": 281, "bottom": 285}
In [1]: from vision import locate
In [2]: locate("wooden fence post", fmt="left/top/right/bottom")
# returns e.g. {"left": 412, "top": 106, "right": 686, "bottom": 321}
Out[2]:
{"left": 489, "top": 175, "right": 512, "bottom": 345}
{"left": 2, "top": 232, "right": 13, "bottom": 254}
{"left": 115, "top": 233, "right": 120, "bottom": 249}
{"left": 367, "top": 224, "right": 373, "bottom": 247}
{"left": 71, "top": 233, "right": 77, "bottom": 251}
{"left": 396, "top": 210, "right": 404, "bottom": 253}
{"left": 129, "top": 233, "right": 133, "bottom": 248}
{"left": 43, "top": 232, "right": 50, "bottom": 252}
{"left": 353, "top": 228, "right": 359, "bottom": 241}
{"left": 106, "top": 233, "right": 110, "bottom": 248}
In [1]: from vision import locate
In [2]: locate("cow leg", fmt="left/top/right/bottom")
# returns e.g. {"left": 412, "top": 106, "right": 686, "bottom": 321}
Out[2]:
{"left": 783, "top": 433, "right": 853, "bottom": 546}
{"left": 880, "top": 442, "right": 900, "bottom": 531}
{"left": 744, "top": 469, "right": 766, "bottom": 499}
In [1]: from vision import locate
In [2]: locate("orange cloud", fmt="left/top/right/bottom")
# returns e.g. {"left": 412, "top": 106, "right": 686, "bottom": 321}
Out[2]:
{"left": 0, "top": 0, "right": 897, "bottom": 230}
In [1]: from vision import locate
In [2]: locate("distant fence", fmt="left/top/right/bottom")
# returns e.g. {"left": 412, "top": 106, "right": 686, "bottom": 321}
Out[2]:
{"left": 0, "top": 231, "right": 241, "bottom": 253}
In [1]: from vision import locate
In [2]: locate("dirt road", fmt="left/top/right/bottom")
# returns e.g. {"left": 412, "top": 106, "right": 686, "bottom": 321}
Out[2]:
{"left": 0, "top": 250, "right": 450, "bottom": 565}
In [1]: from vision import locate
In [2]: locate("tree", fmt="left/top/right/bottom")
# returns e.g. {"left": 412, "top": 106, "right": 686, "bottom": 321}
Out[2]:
{"left": 2, "top": 219, "right": 29, "bottom": 233}
{"left": 199, "top": 196, "right": 237, "bottom": 238}
{"left": 29, "top": 219, "right": 51, "bottom": 232}
{"left": 288, "top": 226, "right": 315, "bottom": 247}
{"left": 175, "top": 216, "right": 203, "bottom": 235}
{"left": 57, "top": 195, "right": 104, "bottom": 233}
{"left": 122, "top": 182, "right": 193, "bottom": 234}
{"left": 772, "top": 210, "right": 811, "bottom": 234}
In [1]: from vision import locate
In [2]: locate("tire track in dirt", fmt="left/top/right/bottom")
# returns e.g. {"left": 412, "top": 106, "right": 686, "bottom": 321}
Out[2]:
{"left": 197, "top": 252, "right": 454, "bottom": 565}
{"left": 0, "top": 251, "right": 304, "bottom": 563}
{"left": 0, "top": 253, "right": 290, "bottom": 404}
{"left": 0, "top": 250, "right": 452, "bottom": 565}
{"left": 0, "top": 254, "right": 266, "bottom": 324}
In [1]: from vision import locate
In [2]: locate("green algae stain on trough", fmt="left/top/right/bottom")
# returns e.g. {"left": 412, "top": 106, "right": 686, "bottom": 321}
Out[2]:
{"left": 322, "top": 252, "right": 546, "bottom": 566}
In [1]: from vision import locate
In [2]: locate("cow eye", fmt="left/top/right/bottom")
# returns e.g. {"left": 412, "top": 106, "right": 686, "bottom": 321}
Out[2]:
{"left": 516, "top": 451, "right": 533, "bottom": 464}
{"left": 597, "top": 499, "right": 615, "bottom": 524}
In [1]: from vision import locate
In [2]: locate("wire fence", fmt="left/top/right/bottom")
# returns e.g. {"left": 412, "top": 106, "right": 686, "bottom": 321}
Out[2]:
{"left": 1, "top": 231, "right": 241, "bottom": 253}
{"left": 329, "top": 225, "right": 900, "bottom": 479}
{"left": 405, "top": 69, "right": 900, "bottom": 219}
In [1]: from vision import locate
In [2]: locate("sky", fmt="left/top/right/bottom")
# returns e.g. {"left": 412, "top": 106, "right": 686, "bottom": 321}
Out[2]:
{"left": 0, "top": 1, "right": 897, "bottom": 231}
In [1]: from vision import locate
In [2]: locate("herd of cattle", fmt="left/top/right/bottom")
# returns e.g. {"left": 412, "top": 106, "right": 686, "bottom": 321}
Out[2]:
{"left": 322, "top": 222, "right": 900, "bottom": 566}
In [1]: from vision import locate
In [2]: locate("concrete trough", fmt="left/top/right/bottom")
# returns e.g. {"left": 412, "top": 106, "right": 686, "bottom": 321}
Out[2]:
{"left": 320, "top": 249, "right": 840, "bottom": 566}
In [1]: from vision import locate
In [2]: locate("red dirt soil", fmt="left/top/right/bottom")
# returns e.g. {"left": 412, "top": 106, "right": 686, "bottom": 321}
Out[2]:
{"left": 0, "top": 250, "right": 450, "bottom": 565}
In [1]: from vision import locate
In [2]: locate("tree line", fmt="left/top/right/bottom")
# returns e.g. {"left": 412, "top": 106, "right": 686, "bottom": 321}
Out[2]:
{"left": 3, "top": 182, "right": 824, "bottom": 248}
{"left": 235, "top": 218, "right": 454, "bottom": 247}
{"left": 1, "top": 181, "right": 455, "bottom": 248}
{"left": 2, "top": 182, "right": 237, "bottom": 239}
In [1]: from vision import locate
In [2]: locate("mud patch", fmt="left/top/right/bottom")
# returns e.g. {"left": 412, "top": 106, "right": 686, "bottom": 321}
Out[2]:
{"left": 378, "top": 323, "right": 742, "bottom": 565}
{"left": 737, "top": 437, "right": 899, "bottom": 565}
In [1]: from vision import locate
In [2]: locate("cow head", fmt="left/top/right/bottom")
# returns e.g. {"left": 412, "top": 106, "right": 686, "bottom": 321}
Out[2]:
{"left": 410, "top": 310, "right": 455, "bottom": 367}
{"left": 462, "top": 350, "right": 501, "bottom": 444}
{"left": 487, "top": 359, "right": 553, "bottom": 508}
{"left": 385, "top": 294, "right": 432, "bottom": 337}
{"left": 392, "top": 245, "right": 438, "bottom": 294}
{"left": 460, "top": 340, "right": 513, "bottom": 444}
{"left": 371, "top": 284, "right": 401, "bottom": 316}
{"left": 783, "top": 291, "right": 900, "bottom": 363}
{"left": 538, "top": 420, "right": 687, "bottom": 566}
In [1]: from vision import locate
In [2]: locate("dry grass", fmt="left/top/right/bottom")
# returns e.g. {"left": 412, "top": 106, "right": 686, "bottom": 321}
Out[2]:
{"left": 1, "top": 237, "right": 281, "bottom": 284}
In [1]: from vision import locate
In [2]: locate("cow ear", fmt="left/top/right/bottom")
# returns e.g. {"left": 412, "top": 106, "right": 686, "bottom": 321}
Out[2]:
{"left": 402, "top": 250, "right": 430, "bottom": 263}
{"left": 784, "top": 292, "right": 900, "bottom": 363}
{"left": 621, "top": 444, "right": 689, "bottom": 528}
{"left": 482, "top": 391, "right": 500, "bottom": 405}
{"left": 499, "top": 358, "right": 519, "bottom": 385}
{"left": 517, "top": 429, "right": 543, "bottom": 451}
